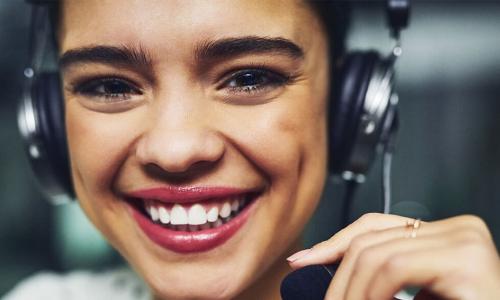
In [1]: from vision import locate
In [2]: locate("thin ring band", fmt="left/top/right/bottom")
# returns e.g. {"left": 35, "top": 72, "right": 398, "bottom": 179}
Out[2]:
{"left": 406, "top": 218, "right": 422, "bottom": 238}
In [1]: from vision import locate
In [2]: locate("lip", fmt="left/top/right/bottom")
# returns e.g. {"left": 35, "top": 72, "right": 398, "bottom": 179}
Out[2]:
{"left": 125, "top": 186, "right": 262, "bottom": 253}
{"left": 127, "top": 186, "right": 257, "bottom": 204}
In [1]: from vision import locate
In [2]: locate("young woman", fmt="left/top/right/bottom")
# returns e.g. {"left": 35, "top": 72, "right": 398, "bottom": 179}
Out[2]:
{"left": 8, "top": 1, "right": 500, "bottom": 299}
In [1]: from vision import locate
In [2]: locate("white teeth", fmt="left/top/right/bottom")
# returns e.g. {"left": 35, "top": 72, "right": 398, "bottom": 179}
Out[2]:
{"left": 220, "top": 202, "right": 231, "bottom": 218}
{"left": 170, "top": 204, "right": 188, "bottom": 225}
{"left": 158, "top": 207, "right": 170, "bottom": 224}
{"left": 188, "top": 204, "right": 207, "bottom": 225}
{"left": 147, "top": 194, "right": 253, "bottom": 229}
{"left": 207, "top": 206, "right": 219, "bottom": 222}
{"left": 231, "top": 199, "right": 239, "bottom": 212}
{"left": 150, "top": 206, "right": 160, "bottom": 222}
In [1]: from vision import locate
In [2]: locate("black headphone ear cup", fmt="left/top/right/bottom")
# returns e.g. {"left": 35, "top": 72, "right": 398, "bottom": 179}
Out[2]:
{"left": 329, "top": 51, "right": 379, "bottom": 174}
{"left": 31, "top": 72, "right": 74, "bottom": 198}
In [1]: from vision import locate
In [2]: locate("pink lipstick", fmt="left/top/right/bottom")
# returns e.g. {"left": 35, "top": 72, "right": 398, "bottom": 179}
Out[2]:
{"left": 125, "top": 186, "right": 261, "bottom": 253}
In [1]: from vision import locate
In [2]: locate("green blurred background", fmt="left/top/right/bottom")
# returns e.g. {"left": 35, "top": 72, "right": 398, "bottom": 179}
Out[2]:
{"left": 1, "top": 1, "right": 499, "bottom": 296}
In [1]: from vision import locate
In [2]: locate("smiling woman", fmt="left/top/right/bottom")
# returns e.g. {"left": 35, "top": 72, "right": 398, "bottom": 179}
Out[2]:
{"left": 55, "top": 1, "right": 328, "bottom": 299}
{"left": 5, "top": 1, "right": 500, "bottom": 300}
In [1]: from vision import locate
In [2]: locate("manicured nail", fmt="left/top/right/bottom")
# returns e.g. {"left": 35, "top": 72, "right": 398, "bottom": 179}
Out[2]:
{"left": 287, "top": 249, "right": 311, "bottom": 262}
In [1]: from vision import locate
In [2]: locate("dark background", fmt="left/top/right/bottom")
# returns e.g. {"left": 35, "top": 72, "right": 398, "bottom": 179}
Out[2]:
{"left": 1, "top": 1, "right": 499, "bottom": 296}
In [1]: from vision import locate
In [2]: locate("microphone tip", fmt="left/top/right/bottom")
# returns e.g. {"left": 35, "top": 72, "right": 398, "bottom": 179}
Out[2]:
{"left": 280, "top": 264, "right": 337, "bottom": 300}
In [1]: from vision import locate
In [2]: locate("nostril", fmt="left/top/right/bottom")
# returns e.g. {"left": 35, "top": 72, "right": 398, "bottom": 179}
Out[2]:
{"left": 190, "top": 160, "right": 222, "bottom": 173}
{"left": 143, "top": 160, "right": 221, "bottom": 181}
{"left": 135, "top": 128, "right": 225, "bottom": 174}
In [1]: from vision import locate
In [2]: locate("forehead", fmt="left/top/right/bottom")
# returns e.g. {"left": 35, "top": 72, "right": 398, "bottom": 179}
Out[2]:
{"left": 59, "top": 0, "right": 322, "bottom": 53}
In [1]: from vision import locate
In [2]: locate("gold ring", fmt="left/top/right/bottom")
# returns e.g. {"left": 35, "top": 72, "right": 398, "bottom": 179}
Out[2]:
{"left": 406, "top": 218, "right": 421, "bottom": 238}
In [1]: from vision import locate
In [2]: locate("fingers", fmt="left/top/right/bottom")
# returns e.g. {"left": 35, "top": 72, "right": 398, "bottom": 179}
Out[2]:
{"left": 288, "top": 214, "right": 491, "bottom": 269}
{"left": 324, "top": 226, "right": 416, "bottom": 300}
{"left": 324, "top": 224, "right": 455, "bottom": 300}
{"left": 325, "top": 215, "right": 499, "bottom": 300}
{"left": 366, "top": 246, "right": 455, "bottom": 300}
{"left": 343, "top": 233, "right": 454, "bottom": 300}
{"left": 287, "top": 213, "right": 415, "bottom": 268}
{"left": 287, "top": 213, "right": 499, "bottom": 300}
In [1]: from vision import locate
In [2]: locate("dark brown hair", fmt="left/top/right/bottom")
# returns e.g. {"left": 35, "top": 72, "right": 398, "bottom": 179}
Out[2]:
{"left": 44, "top": 0, "right": 349, "bottom": 80}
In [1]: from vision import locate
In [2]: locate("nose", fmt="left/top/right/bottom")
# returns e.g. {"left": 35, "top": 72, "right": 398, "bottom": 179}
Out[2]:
{"left": 136, "top": 106, "right": 225, "bottom": 174}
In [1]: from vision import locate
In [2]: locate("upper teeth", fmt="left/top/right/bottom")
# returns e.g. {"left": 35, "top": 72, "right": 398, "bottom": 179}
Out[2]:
{"left": 188, "top": 204, "right": 206, "bottom": 225}
{"left": 219, "top": 202, "right": 231, "bottom": 218}
{"left": 207, "top": 207, "right": 219, "bottom": 222}
{"left": 170, "top": 204, "right": 188, "bottom": 225}
{"left": 158, "top": 206, "right": 169, "bottom": 224}
{"left": 145, "top": 197, "right": 246, "bottom": 226}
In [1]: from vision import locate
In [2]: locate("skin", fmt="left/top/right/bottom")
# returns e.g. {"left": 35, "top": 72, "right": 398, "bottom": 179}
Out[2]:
{"left": 58, "top": 0, "right": 500, "bottom": 299}
{"left": 59, "top": 1, "right": 328, "bottom": 299}
{"left": 289, "top": 213, "right": 500, "bottom": 300}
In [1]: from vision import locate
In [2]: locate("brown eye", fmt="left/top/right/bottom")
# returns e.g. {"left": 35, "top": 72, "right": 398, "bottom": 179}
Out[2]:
{"left": 75, "top": 77, "right": 142, "bottom": 101}
{"left": 220, "top": 69, "right": 289, "bottom": 94}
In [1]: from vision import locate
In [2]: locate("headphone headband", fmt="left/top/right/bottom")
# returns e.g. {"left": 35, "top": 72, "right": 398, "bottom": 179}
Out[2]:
{"left": 19, "top": 1, "right": 410, "bottom": 204}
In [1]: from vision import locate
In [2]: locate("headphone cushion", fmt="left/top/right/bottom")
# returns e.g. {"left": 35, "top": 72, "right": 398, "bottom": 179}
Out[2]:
{"left": 329, "top": 51, "right": 380, "bottom": 174}
{"left": 32, "top": 72, "right": 73, "bottom": 197}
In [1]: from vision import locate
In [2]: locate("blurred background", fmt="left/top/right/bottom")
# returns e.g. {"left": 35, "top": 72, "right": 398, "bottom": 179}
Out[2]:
{"left": 1, "top": 0, "right": 499, "bottom": 296}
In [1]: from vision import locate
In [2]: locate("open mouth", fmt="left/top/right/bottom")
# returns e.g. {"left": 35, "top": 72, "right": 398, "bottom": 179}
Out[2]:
{"left": 126, "top": 189, "right": 262, "bottom": 253}
{"left": 143, "top": 193, "right": 255, "bottom": 231}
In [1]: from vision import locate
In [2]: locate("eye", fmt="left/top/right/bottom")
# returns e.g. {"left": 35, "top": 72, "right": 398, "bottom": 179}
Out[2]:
{"left": 74, "top": 77, "right": 142, "bottom": 102}
{"left": 219, "top": 69, "right": 290, "bottom": 95}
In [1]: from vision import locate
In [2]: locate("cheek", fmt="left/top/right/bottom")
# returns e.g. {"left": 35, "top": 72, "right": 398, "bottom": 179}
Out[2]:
{"left": 226, "top": 93, "right": 328, "bottom": 266}
{"left": 247, "top": 90, "right": 328, "bottom": 227}
{"left": 230, "top": 94, "right": 327, "bottom": 182}
{"left": 65, "top": 103, "right": 141, "bottom": 201}
{"left": 219, "top": 90, "right": 328, "bottom": 218}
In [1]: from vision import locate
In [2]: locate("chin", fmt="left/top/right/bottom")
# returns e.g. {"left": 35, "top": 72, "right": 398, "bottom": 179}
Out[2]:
{"left": 110, "top": 193, "right": 270, "bottom": 300}
{"left": 122, "top": 244, "right": 257, "bottom": 300}
{"left": 147, "top": 273, "right": 246, "bottom": 300}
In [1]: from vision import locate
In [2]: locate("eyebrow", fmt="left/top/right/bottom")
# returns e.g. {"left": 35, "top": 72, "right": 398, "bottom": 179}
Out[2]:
{"left": 58, "top": 36, "right": 304, "bottom": 72}
{"left": 195, "top": 36, "right": 304, "bottom": 62}
{"left": 59, "top": 45, "right": 153, "bottom": 71}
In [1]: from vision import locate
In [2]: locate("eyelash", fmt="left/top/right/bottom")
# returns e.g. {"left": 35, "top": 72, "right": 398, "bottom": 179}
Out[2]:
{"left": 72, "top": 77, "right": 142, "bottom": 102}
{"left": 71, "top": 67, "right": 293, "bottom": 103}
{"left": 218, "top": 68, "right": 293, "bottom": 95}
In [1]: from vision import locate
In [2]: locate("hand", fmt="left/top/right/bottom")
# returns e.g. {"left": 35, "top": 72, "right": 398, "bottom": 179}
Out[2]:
{"left": 287, "top": 213, "right": 500, "bottom": 300}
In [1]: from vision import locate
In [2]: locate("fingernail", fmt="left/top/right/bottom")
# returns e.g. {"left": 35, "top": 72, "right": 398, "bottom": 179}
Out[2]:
{"left": 286, "top": 249, "right": 311, "bottom": 262}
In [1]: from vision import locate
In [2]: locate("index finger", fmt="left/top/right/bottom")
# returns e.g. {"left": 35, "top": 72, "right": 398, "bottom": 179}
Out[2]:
{"left": 288, "top": 213, "right": 414, "bottom": 268}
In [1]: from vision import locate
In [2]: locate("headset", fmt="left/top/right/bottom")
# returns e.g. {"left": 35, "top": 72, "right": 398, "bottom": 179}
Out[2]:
{"left": 18, "top": 1, "right": 410, "bottom": 209}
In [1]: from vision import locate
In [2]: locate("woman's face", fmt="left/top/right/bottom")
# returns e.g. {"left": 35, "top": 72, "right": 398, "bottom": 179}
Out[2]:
{"left": 60, "top": 0, "right": 329, "bottom": 298}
